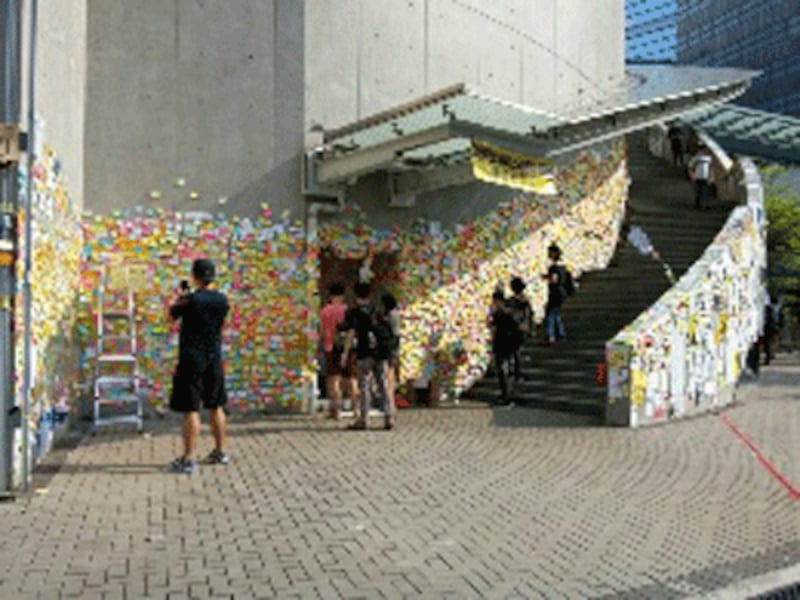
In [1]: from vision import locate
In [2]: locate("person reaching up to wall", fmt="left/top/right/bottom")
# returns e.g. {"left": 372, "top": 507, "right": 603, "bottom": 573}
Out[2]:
{"left": 341, "top": 282, "right": 394, "bottom": 430}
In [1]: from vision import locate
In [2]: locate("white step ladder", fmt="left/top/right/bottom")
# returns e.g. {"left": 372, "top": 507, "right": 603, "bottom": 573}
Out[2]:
{"left": 92, "top": 266, "right": 143, "bottom": 434}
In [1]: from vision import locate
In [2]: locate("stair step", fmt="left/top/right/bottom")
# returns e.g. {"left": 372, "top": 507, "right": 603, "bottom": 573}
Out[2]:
{"left": 462, "top": 136, "right": 731, "bottom": 419}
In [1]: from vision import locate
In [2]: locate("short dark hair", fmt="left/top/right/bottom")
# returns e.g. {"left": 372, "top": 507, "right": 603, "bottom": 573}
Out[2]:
{"left": 492, "top": 291, "right": 505, "bottom": 303}
{"left": 510, "top": 277, "right": 525, "bottom": 294}
{"left": 192, "top": 258, "right": 215, "bottom": 284}
{"left": 382, "top": 293, "right": 397, "bottom": 312}
{"left": 548, "top": 243, "right": 561, "bottom": 259}
{"left": 329, "top": 282, "right": 345, "bottom": 297}
{"left": 354, "top": 282, "right": 371, "bottom": 299}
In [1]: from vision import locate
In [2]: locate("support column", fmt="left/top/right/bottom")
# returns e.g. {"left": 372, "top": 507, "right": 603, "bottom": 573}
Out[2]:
{"left": 0, "top": 0, "right": 22, "bottom": 494}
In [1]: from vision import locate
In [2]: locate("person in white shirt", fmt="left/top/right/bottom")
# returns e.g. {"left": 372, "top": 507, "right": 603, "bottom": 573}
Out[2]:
{"left": 689, "top": 145, "right": 713, "bottom": 209}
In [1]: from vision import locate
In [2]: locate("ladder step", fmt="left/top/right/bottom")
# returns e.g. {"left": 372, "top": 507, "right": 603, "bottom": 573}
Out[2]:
{"left": 93, "top": 415, "right": 142, "bottom": 429}
{"left": 95, "top": 375, "right": 136, "bottom": 386}
{"left": 98, "top": 353, "right": 136, "bottom": 363}
{"left": 100, "top": 334, "right": 134, "bottom": 341}
{"left": 96, "top": 396, "right": 140, "bottom": 405}
{"left": 101, "top": 311, "right": 133, "bottom": 319}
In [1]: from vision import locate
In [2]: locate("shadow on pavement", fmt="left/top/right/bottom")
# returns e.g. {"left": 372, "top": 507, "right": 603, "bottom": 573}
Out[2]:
{"left": 491, "top": 406, "right": 603, "bottom": 428}
{"left": 34, "top": 462, "right": 175, "bottom": 476}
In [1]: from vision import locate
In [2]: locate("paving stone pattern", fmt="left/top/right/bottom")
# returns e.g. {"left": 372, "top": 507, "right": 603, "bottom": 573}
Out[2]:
{"left": 1, "top": 358, "right": 799, "bottom": 599}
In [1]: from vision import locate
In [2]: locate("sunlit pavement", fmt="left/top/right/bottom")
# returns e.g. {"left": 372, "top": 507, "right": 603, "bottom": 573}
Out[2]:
{"left": 1, "top": 356, "right": 799, "bottom": 598}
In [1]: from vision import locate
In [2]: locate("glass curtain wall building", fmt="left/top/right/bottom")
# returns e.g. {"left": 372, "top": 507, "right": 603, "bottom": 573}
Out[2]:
{"left": 676, "top": 0, "right": 800, "bottom": 117}
{"left": 626, "top": 0, "right": 678, "bottom": 63}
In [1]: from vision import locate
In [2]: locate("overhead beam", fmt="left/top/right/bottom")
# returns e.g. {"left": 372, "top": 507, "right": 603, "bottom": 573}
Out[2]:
{"left": 317, "top": 125, "right": 451, "bottom": 184}
{"left": 390, "top": 163, "right": 475, "bottom": 197}
{"left": 546, "top": 82, "right": 751, "bottom": 156}
{"left": 310, "top": 76, "right": 756, "bottom": 190}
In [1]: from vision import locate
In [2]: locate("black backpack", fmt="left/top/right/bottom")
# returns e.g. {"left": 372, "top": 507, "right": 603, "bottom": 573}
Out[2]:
{"left": 561, "top": 266, "right": 576, "bottom": 296}
{"left": 372, "top": 313, "right": 398, "bottom": 359}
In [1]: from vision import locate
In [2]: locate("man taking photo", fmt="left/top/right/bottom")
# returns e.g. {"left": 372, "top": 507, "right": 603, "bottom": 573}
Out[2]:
{"left": 168, "top": 258, "right": 230, "bottom": 474}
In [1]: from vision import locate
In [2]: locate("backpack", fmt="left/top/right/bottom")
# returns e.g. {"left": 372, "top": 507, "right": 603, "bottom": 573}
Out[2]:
{"left": 372, "top": 313, "right": 399, "bottom": 359}
{"left": 494, "top": 307, "right": 523, "bottom": 352}
{"left": 561, "top": 266, "right": 576, "bottom": 297}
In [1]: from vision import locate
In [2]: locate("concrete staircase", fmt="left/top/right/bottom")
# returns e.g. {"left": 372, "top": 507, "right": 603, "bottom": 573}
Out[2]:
{"left": 462, "top": 136, "right": 733, "bottom": 419}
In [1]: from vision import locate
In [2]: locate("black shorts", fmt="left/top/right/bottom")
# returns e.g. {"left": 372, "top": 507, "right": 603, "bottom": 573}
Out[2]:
{"left": 169, "top": 357, "right": 227, "bottom": 413}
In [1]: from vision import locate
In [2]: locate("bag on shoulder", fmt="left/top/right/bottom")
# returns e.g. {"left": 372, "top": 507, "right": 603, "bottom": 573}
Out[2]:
{"left": 372, "top": 314, "right": 398, "bottom": 359}
{"left": 561, "top": 266, "right": 576, "bottom": 297}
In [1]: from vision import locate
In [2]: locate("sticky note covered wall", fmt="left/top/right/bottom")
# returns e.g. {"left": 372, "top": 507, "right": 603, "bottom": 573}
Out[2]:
{"left": 76, "top": 140, "right": 626, "bottom": 413}
{"left": 320, "top": 141, "right": 628, "bottom": 398}
{"left": 79, "top": 207, "right": 318, "bottom": 413}
{"left": 13, "top": 148, "right": 83, "bottom": 479}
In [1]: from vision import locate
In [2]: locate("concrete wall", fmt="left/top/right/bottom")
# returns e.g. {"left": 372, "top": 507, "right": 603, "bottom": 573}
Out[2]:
{"left": 84, "top": 0, "right": 304, "bottom": 217}
{"left": 307, "top": 0, "right": 624, "bottom": 232}
{"left": 22, "top": 0, "right": 87, "bottom": 206}
{"left": 84, "top": 0, "right": 624, "bottom": 219}
{"left": 305, "top": 0, "right": 625, "bottom": 130}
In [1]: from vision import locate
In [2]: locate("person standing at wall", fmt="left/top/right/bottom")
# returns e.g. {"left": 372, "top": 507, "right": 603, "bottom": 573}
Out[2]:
{"left": 541, "top": 243, "right": 572, "bottom": 345}
{"left": 168, "top": 259, "right": 230, "bottom": 474}
{"left": 319, "top": 282, "right": 348, "bottom": 420}
{"left": 689, "top": 145, "right": 713, "bottom": 210}
{"left": 340, "top": 282, "right": 393, "bottom": 430}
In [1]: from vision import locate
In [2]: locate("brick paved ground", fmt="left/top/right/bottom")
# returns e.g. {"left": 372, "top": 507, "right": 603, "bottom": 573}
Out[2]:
{"left": 1, "top": 356, "right": 799, "bottom": 599}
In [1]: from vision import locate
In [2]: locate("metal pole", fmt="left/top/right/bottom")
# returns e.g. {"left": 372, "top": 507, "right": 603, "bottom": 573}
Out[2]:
{"left": 0, "top": 0, "right": 22, "bottom": 495}
{"left": 21, "top": 0, "right": 37, "bottom": 492}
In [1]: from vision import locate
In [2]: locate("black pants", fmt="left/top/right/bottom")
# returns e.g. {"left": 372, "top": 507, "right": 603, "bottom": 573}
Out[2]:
{"left": 170, "top": 356, "right": 227, "bottom": 413}
{"left": 746, "top": 343, "right": 760, "bottom": 375}
{"left": 494, "top": 350, "right": 512, "bottom": 404}
{"left": 694, "top": 179, "right": 711, "bottom": 209}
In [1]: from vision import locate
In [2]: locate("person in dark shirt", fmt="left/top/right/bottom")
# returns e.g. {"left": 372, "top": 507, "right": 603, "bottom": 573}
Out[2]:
{"left": 168, "top": 258, "right": 230, "bottom": 474}
{"left": 542, "top": 243, "right": 568, "bottom": 345}
{"left": 668, "top": 123, "right": 684, "bottom": 167}
{"left": 507, "top": 276, "right": 533, "bottom": 381}
{"left": 490, "top": 291, "right": 521, "bottom": 405}
{"left": 340, "top": 282, "right": 392, "bottom": 430}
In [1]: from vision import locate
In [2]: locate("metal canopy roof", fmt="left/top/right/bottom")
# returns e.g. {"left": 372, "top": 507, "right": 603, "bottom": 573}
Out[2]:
{"left": 310, "top": 65, "right": 759, "bottom": 190}
{"left": 685, "top": 104, "right": 800, "bottom": 164}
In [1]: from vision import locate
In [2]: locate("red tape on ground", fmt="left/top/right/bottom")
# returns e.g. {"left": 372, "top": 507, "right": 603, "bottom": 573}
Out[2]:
{"left": 719, "top": 413, "right": 800, "bottom": 500}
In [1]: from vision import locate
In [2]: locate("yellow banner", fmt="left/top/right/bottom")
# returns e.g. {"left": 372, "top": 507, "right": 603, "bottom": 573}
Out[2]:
{"left": 470, "top": 141, "right": 557, "bottom": 195}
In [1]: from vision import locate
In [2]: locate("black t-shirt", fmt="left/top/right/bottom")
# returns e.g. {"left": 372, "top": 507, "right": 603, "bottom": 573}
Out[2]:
{"left": 344, "top": 304, "right": 375, "bottom": 359}
{"left": 170, "top": 288, "right": 230, "bottom": 364}
{"left": 547, "top": 264, "right": 567, "bottom": 308}
{"left": 507, "top": 295, "right": 533, "bottom": 333}
{"left": 491, "top": 307, "right": 521, "bottom": 355}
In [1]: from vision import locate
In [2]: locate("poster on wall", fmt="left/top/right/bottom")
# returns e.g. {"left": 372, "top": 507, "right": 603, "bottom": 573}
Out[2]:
{"left": 471, "top": 141, "right": 557, "bottom": 195}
